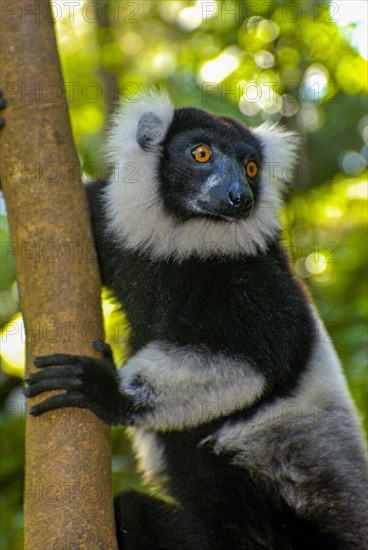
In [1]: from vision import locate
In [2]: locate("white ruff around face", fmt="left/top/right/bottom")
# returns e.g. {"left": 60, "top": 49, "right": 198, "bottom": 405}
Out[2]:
{"left": 104, "top": 91, "right": 299, "bottom": 260}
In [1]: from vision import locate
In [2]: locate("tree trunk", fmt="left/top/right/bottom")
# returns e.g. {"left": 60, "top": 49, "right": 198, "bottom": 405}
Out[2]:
{"left": 0, "top": 1, "right": 117, "bottom": 548}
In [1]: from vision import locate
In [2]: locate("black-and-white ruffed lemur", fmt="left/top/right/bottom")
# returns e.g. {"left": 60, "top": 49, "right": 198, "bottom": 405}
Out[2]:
{"left": 17, "top": 90, "right": 368, "bottom": 548}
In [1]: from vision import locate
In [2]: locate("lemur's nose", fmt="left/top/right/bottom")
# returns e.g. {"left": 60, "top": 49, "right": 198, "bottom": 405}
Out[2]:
{"left": 227, "top": 189, "right": 242, "bottom": 207}
{"left": 227, "top": 183, "right": 254, "bottom": 211}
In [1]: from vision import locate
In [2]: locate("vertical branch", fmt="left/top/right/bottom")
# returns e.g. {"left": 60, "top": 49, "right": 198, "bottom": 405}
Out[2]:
{"left": 0, "top": 1, "right": 117, "bottom": 547}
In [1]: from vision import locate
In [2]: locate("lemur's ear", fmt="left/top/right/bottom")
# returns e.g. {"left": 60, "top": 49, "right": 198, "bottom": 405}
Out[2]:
{"left": 136, "top": 112, "right": 166, "bottom": 149}
{"left": 105, "top": 89, "right": 174, "bottom": 165}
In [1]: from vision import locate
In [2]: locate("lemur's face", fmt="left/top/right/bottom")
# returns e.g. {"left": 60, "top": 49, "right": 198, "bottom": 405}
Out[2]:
{"left": 159, "top": 109, "right": 263, "bottom": 223}
{"left": 106, "top": 91, "right": 298, "bottom": 259}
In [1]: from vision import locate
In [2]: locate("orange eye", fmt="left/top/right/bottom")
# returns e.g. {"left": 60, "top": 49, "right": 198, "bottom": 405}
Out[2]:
{"left": 192, "top": 145, "right": 211, "bottom": 163}
{"left": 246, "top": 160, "right": 258, "bottom": 178}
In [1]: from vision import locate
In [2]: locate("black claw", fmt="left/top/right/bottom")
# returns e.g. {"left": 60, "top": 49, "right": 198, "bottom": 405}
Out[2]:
{"left": 34, "top": 353, "right": 89, "bottom": 368}
{"left": 93, "top": 339, "right": 110, "bottom": 351}
{"left": 0, "top": 97, "right": 7, "bottom": 109}
{"left": 0, "top": 118, "right": 5, "bottom": 128}
{"left": 93, "top": 339, "right": 104, "bottom": 350}
{"left": 27, "top": 365, "right": 82, "bottom": 385}
{"left": 24, "top": 377, "right": 82, "bottom": 398}
{"left": 29, "top": 392, "right": 84, "bottom": 416}
{"left": 93, "top": 339, "right": 113, "bottom": 358}
{"left": 25, "top": 346, "right": 119, "bottom": 423}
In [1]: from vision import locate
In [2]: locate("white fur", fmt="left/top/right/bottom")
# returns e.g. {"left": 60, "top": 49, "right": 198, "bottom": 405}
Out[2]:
{"left": 252, "top": 123, "right": 300, "bottom": 195}
{"left": 104, "top": 91, "right": 299, "bottom": 261}
{"left": 202, "top": 315, "right": 367, "bottom": 528}
{"left": 207, "top": 315, "right": 363, "bottom": 455}
{"left": 129, "top": 428, "right": 169, "bottom": 486}
{"left": 118, "top": 341, "right": 265, "bottom": 430}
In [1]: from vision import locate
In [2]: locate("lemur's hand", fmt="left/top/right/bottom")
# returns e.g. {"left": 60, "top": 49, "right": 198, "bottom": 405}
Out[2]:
{"left": 0, "top": 90, "right": 7, "bottom": 128}
{"left": 25, "top": 340, "right": 132, "bottom": 425}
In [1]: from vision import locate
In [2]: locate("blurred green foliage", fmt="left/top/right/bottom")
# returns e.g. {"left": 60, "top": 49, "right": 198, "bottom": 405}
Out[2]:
{"left": 1, "top": 1, "right": 367, "bottom": 548}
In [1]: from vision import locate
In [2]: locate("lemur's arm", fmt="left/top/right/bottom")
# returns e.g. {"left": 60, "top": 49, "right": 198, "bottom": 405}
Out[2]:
{"left": 25, "top": 336, "right": 265, "bottom": 430}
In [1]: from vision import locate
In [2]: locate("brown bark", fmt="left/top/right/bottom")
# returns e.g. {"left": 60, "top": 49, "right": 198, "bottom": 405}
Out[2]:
{"left": 0, "top": 1, "right": 117, "bottom": 548}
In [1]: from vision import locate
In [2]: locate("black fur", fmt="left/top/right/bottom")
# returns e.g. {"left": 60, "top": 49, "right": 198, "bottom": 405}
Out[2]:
{"left": 23, "top": 102, "right": 367, "bottom": 549}
{"left": 85, "top": 182, "right": 365, "bottom": 549}
{"left": 89, "top": 179, "right": 314, "bottom": 396}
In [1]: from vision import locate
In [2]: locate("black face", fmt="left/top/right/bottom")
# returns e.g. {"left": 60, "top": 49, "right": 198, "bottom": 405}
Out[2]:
{"left": 159, "top": 108, "right": 263, "bottom": 223}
